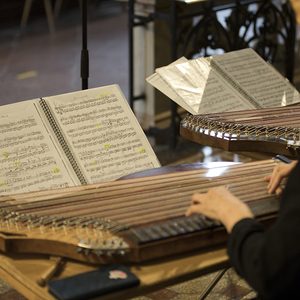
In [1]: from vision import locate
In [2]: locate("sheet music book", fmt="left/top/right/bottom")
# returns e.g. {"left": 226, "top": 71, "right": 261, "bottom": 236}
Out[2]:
{"left": 147, "top": 48, "right": 300, "bottom": 115}
{"left": 0, "top": 84, "right": 160, "bottom": 195}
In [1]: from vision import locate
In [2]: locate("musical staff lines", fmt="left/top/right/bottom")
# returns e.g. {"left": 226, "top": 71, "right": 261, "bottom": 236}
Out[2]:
{"left": 48, "top": 86, "right": 160, "bottom": 183}
{"left": 0, "top": 102, "right": 78, "bottom": 195}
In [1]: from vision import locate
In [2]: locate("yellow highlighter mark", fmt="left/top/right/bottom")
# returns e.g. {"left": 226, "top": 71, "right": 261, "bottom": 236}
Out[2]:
{"left": 91, "top": 159, "right": 97, "bottom": 169}
{"left": 99, "top": 92, "right": 111, "bottom": 99}
{"left": 96, "top": 123, "right": 99, "bottom": 128}
{"left": 3, "top": 152, "right": 9, "bottom": 160}
{"left": 53, "top": 167, "right": 61, "bottom": 175}
{"left": 16, "top": 70, "right": 38, "bottom": 80}
{"left": 139, "top": 148, "right": 146, "bottom": 154}
{"left": 14, "top": 162, "right": 20, "bottom": 165}
{"left": 1, "top": 180, "right": 6, "bottom": 190}
{"left": 104, "top": 144, "right": 111, "bottom": 148}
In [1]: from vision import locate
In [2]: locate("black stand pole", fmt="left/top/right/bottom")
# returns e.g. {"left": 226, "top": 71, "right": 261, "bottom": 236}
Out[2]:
{"left": 128, "top": 0, "right": 134, "bottom": 110}
{"left": 81, "top": 0, "right": 89, "bottom": 90}
{"left": 198, "top": 268, "right": 228, "bottom": 300}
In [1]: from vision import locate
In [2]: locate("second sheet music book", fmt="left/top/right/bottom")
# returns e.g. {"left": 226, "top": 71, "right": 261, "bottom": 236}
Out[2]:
{"left": 0, "top": 85, "right": 160, "bottom": 195}
{"left": 147, "top": 48, "right": 300, "bottom": 115}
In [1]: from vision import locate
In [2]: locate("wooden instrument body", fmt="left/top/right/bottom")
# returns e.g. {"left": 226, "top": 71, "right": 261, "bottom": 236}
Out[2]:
{"left": 180, "top": 122, "right": 293, "bottom": 155}
{"left": 0, "top": 160, "right": 281, "bottom": 264}
{"left": 180, "top": 106, "right": 300, "bottom": 157}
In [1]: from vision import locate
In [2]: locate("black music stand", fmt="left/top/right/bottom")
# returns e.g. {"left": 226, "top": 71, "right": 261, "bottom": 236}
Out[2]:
{"left": 81, "top": 0, "right": 89, "bottom": 90}
{"left": 198, "top": 268, "right": 229, "bottom": 300}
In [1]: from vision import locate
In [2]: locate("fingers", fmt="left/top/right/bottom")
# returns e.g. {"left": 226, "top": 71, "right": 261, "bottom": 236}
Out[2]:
{"left": 185, "top": 194, "right": 203, "bottom": 217}
{"left": 275, "top": 186, "right": 284, "bottom": 196}
{"left": 263, "top": 161, "right": 297, "bottom": 194}
{"left": 185, "top": 187, "right": 254, "bottom": 233}
{"left": 263, "top": 175, "right": 271, "bottom": 182}
{"left": 185, "top": 206, "right": 196, "bottom": 217}
{"left": 185, "top": 187, "right": 231, "bottom": 219}
{"left": 191, "top": 193, "right": 201, "bottom": 204}
{"left": 267, "top": 168, "right": 283, "bottom": 194}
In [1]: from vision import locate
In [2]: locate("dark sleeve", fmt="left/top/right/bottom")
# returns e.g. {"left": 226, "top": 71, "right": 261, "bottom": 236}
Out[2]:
{"left": 227, "top": 161, "right": 300, "bottom": 300}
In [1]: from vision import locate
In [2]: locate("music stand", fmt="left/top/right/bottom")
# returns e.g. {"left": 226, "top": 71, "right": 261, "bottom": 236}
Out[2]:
{"left": 81, "top": 0, "right": 89, "bottom": 90}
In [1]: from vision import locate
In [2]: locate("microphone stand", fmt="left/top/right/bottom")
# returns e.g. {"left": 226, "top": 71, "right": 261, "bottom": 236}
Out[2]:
{"left": 81, "top": 0, "right": 89, "bottom": 90}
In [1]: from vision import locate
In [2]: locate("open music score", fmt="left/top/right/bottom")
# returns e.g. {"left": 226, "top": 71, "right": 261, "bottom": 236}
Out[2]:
{"left": 181, "top": 105, "right": 300, "bottom": 157}
{"left": 0, "top": 159, "right": 281, "bottom": 265}
{"left": 147, "top": 48, "right": 300, "bottom": 115}
{"left": 0, "top": 85, "right": 160, "bottom": 195}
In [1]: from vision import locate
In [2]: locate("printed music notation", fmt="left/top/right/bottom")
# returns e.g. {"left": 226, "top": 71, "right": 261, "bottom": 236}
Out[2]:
{"left": 66, "top": 117, "right": 131, "bottom": 137}
{"left": 0, "top": 117, "right": 37, "bottom": 134}
{"left": 54, "top": 92, "right": 119, "bottom": 115}
{"left": 211, "top": 50, "right": 299, "bottom": 108}
{"left": 0, "top": 85, "right": 159, "bottom": 195}
{"left": 153, "top": 56, "right": 255, "bottom": 114}
{"left": 48, "top": 86, "right": 160, "bottom": 184}
{"left": 148, "top": 48, "right": 300, "bottom": 116}
{"left": 0, "top": 103, "right": 78, "bottom": 195}
{"left": 80, "top": 139, "right": 143, "bottom": 159}
{"left": 71, "top": 128, "right": 137, "bottom": 148}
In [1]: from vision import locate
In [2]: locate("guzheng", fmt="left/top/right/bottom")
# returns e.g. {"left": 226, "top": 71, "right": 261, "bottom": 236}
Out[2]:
{"left": 180, "top": 105, "right": 300, "bottom": 157}
{"left": 0, "top": 159, "right": 281, "bottom": 264}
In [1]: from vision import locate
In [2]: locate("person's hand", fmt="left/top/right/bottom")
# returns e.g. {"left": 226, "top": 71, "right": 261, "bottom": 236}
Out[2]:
{"left": 263, "top": 161, "right": 297, "bottom": 195}
{"left": 185, "top": 186, "right": 254, "bottom": 233}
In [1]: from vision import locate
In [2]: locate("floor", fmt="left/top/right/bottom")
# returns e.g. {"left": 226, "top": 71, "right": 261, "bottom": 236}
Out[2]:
{"left": 0, "top": 1, "right": 299, "bottom": 299}
{"left": 0, "top": 1, "right": 129, "bottom": 107}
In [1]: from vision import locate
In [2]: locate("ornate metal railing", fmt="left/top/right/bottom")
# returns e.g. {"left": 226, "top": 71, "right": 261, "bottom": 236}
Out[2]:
{"left": 176, "top": 0, "right": 296, "bottom": 80}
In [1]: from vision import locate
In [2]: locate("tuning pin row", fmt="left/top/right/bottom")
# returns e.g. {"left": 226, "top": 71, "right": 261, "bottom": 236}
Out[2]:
{"left": 74, "top": 235, "right": 129, "bottom": 258}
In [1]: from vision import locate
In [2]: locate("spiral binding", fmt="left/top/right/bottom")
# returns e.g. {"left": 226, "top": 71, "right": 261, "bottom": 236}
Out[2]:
{"left": 210, "top": 60, "right": 263, "bottom": 109}
{"left": 39, "top": 98, "right": 88, "bottom": 185}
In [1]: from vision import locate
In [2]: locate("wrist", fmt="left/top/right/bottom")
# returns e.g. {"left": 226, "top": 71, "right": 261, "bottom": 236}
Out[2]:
{"left": 220, "top": 205, "right": 254, "bottom": 233}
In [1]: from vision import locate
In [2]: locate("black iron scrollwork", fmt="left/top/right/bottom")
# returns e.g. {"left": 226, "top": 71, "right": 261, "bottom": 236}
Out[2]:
{"left": 176, "top": 0, "right": 296, "bottom": 81}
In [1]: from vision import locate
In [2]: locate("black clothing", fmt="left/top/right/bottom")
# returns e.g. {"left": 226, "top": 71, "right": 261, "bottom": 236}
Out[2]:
{"left": 228, "top": 161, "right": 300, "bottom": 300}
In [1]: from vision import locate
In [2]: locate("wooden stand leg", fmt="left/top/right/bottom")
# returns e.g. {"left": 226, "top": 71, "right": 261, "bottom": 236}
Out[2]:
{"left": 54, "top": 0, "right": 63, "bottom": 18}
{"left": 43, "top": 0, "right": 56, "bottom": 34}
{"left": 21, "top": 0, "right": 56, "bottom": 34}
{"left": 20, "top": 0, "right": 33, "bottom": 28}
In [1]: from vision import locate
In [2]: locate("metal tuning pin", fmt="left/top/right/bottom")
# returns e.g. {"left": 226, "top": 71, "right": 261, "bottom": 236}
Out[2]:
{"left": 286, "top": 144, "right": 296, "bottom": 156}
{"left": 5, "top": 214, "right": 11, "bottom": 229}
{"left": 75, "top": 247, "right": 83, "bottom": 253}
{"left": 63, "top": 221, "right": 68, "bottom": 235}
{"left": 293, "top": 128, "right": 297, "bottom": 145}
{"left": 84, "top": 248, "right": 91, "bottom": 256}
{"left": 75, "top": 236, "right": 89, "bottom": 254}
{"left": 95, "top": 250, "right": 103, "bottom": 257}
{"left": 14, "top": 216, "right": 20, "bottom": 231}
{"left": 76, "top": 221, "right": 82, "bottom": 235}
{"left": 39, "top": 217, "right": 45, "bottom": 234}
{"left": 52, "top": 220, "right": 58, "bottom": 233}
{"left": 117, "top": 249, "right": 125, "bottom": 256}
{"left": 27, "top": 219, "right": 32, "bottom": 232}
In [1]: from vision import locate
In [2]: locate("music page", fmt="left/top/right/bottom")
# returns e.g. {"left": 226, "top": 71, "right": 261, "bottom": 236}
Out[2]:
{"left": 155, "top": 57, "right": 256, "bottom": 115}
{"left": 211, "top": 48, "right": 300, "bottom": 107}
{"left": 146, "top": 57, "right": 195, "bottom": 113}
{"left": 0, "top": 100, "right": 79, "bottom": 195}
{"left": 44, "top": 85, "right": 161, "bottom": 183}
